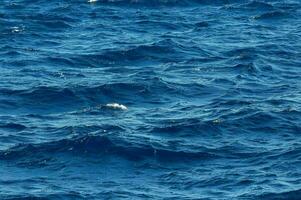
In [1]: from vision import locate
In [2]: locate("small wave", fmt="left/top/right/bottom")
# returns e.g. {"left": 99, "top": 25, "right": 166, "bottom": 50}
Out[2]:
{"left": 244, "top": 1, "right": 274, "bottom": 10}
{"left": 85, "top": 0, "right": 250, "bottom": 7}
{"left": 232, "top": 63, "right": 258, "bottom": 74}
{"left": 0, "top": 123, "right": 27, "bottom": 131}
{"left": 0, "top": 135, "right": 218, "bottom": 163}
{"left": 1, "top": 79, "right": 194, "bottom": 114}
{"left": 86, "top": 0, "right": 185, "bottom": 6}
{"left": 2, "top": 193, "right": 85, "bottom": 200}
{"left": 0, "top": 86, "right": 83, "bottom": 114}
{"left": 36, "top": 20, "right": 72, "bottom": 30}
{"left": 254, "top": 11, "right": 290, "bottom": 20}
{"left": 224, "top": 47, "right": 258, "bottom": 62}
{"left": 224, "top": 1, "right": 274, "bottom": 11}
{"left": 194, "top": 21, "right": 210, "bottom": 28}
{"left": 243, "top": 189, "right": 301, "bottom": 200}
{"left": 150, "top": 118, "right": 220, "bottom": 136}
{"left": 72, "top": 39, "right": 182, "bottom": 66}
{"left": 136, "top": 20, "right": 182, "bottom": 30}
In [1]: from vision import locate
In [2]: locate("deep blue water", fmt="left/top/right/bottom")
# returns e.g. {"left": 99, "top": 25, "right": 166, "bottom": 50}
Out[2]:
{"left": 1, "top": 0, "right": 301, "bottom": 199}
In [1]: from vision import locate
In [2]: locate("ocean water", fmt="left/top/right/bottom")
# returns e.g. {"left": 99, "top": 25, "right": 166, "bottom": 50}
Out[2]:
{"left": 1, "top": 0, "right": 301, "bottom": 199}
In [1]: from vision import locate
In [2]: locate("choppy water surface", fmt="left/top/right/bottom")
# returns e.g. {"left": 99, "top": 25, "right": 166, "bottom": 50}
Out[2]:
{"left": 1, "top": 0, "right": 301, "bottom": 199}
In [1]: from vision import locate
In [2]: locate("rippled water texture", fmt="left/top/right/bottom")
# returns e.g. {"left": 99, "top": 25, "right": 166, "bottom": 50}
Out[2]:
{"left": 1, "top": 0, "right": 301, "bottom": 199}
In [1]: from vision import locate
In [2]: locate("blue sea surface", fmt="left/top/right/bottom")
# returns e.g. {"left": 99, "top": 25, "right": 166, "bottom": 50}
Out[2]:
{"left": 1, "top": 0, "right": 301, "bottom": 199}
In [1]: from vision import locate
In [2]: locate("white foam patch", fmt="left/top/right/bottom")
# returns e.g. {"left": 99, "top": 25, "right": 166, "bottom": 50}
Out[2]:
{"left": 105, "top": 103, "right": 128, "bottom": 110}
{"left": 11, "top": 26, "right": 24, "bottom": 33}
{"left": 88, "top": 0, "right": 97, "bottom": 3}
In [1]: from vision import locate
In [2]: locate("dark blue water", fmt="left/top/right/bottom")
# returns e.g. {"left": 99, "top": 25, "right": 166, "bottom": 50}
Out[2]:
{"left": 1, "top": 0, "right": 301, "bottom": 199}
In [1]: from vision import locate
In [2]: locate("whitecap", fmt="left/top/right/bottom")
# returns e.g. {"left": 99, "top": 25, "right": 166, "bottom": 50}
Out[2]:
{"left": 105, "top": 103, "right": 128, "bottom": 110}
{"left": 11, "top": 26, "right": 23, "bottom": 33}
